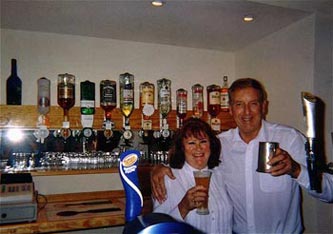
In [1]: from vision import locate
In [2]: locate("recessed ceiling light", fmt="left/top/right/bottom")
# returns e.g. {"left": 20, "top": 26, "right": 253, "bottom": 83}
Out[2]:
{"left": 151, "top": 0, "right": 164, "bottom": 7}
{"left": 243, "top": 15, "right": 254, "bottom": 22}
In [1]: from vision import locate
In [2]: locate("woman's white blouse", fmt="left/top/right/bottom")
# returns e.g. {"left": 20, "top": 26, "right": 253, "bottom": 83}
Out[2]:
{"left": 153, "top": 162, "right": 233, "bottom": 234}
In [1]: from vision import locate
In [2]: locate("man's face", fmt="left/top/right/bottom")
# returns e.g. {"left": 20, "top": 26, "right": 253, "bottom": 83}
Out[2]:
{"left": 229, "top": 87, "right": 267, "bottom": 143}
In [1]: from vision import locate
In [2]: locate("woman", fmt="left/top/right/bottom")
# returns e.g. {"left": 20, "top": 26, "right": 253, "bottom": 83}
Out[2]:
{"left": 153, "top": 117, "right": 232, "bottom": 234}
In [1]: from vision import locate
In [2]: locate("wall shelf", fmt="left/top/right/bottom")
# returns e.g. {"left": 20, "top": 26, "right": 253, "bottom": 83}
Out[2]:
{"left": 0, "top": 105, "right": 236, "bottom": 131}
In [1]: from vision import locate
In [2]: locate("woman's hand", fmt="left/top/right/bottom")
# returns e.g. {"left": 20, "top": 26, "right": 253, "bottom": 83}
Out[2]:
{"left": 178, "top": 185, "right": 208, "bottom": 219}
{"left": 151, "top": 164, "right": 176, "bottom": 203}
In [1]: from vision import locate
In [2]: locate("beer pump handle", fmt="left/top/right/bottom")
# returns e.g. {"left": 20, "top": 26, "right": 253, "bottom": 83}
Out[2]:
{"left": 119, "top": 150, "right": 143, "bottom": 222}
{"left": 301, "top": 92, "right": 321, "bottom": 192}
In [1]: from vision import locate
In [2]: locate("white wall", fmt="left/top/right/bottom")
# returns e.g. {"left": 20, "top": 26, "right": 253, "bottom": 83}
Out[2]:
{"left": 0, "top": 29, "right": 235, "bottom": 110}
{"left": 235, "top": 15, "right": 314, "bottom": 132}
{"left": 235, "top": 14, "right": 333, "bottom": 234}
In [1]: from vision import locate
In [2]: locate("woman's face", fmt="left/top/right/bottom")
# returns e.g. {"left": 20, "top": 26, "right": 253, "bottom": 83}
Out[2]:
{"left": 183, "top": 133, "right": 211, "bottom": 170}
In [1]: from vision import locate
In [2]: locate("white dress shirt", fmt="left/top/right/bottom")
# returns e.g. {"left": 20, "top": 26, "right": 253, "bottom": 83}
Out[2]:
{"left": 153, "top": 162, "right": 233, "bottom": 234}
{"left": 219, "top": 120, "right": 333, "bottom": 234}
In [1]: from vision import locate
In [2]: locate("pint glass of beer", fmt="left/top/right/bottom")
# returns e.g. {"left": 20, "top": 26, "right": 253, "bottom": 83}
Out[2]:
{"left": 193, "top": 170, "right": 212, "bottom": 215}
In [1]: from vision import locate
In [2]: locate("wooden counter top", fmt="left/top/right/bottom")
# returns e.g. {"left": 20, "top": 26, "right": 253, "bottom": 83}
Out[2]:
{"left": 0, "top": 190, "right": 152, "bottom": 234}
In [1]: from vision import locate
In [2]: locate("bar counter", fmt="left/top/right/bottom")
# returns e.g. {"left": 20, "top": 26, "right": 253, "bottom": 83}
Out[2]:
{"left": 0, "top": 190, "right": 153, "bottom": 234}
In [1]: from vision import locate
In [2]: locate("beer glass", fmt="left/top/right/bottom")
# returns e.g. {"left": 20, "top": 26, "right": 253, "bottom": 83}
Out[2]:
{"left": 193, "top": 170, "right": 212, "bottom": 215}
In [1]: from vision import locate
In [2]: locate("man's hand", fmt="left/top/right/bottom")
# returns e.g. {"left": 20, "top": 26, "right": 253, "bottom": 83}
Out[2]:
{"left": 267, "top": 148, "right": 301, "bottom": 178}
{"left": 150, "top": 164, "right": 175, "bottom": 203}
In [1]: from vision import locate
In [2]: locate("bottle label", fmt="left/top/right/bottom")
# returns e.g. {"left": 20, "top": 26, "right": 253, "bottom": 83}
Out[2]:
{"left": 192, "top": 88, "right": 203, "bottom": 118}
{"left": 59, "top": 84, "right": 74, "bottom": 98}
{"left": 141, "top": 86, "right": 154, "bottom": 106}
{"left": 193, "top": 91, "right": 202, "bottom": 100}
{"left": 159, "top": 88, "right": 170, "bottom": 105}
{"left": 193, "top": 103, "right": 203, "bottom": 118}
{"left": 177, "top": 101, "right": 187, "bottom": 114}
{"left": 142, "top": 119, "right": 152, "bottom": 130}
{"left": 101, "top": 85, "right": 116, "bottom": 104}
{"left": 209, "top": 91, "right": 220, "bottom": 105}
{"left": 220, "top": 90, "right": 229, "bottom": 109}
{"left": 123, "top": 89, "right": 134, "bottom": 103}
{"left": 210, "top": 118, "right": 221, "bottom": 132}
{"left": 81, "top": 115, "right": 94, "bottom": 128}
{"left": 81, "top": 100, "right": 95, "bottom": 115}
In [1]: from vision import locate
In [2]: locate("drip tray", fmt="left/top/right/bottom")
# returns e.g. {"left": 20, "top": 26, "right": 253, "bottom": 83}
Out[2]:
{"left": 45, "top": 199, "right": 124, "bottom": 221}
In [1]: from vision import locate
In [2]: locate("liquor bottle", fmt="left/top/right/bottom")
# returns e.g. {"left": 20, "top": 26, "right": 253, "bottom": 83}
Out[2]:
{"left": 57, "top": 73, "right": 75, "bottom": 114}
{"left": 140, "top": 82, "right": 155, "bottom": 130}
{"left": 157, "top": 78, "right": 171, "bottom": 138}
{"left": 207, "top": 84, "right": 221, "bottom": 118}
{"left": 157, "top": 78, "right": 172, "bottom": 119}
{"left": 176, "top": 88, "right": 187, "bottom": 127}
{"left": 58, "top": 73, "right": 75, "bottom": 125}
{"left": 220, "top": 75, "right": 229, "bottom": 112}
{"left": 119, "top": 72, "right": 134, "bottom": 140}
{"left": 192, "top": 84, "right": 204, "bottom": 118}
{"left": 57, "top": 73, "right": 75, "bottom": 140}
{"left": 80, "top": 80, "right": 95, "bottom": 136}
{"left": 37, "top": 77, "right": 50, "bottom": 116}
{"left": 6, "top": 59, "right": 22, "bottom": 105}
{"left": 100, "top": 80, "right": 117, "bottom": 121}
{"left": 35, "top": 77, "right": 51, "bottom": 143}
{"left": 80, "top": 80, "right": 95, "bottom": 115}
{"left": 119, "top": 73, "right": 134, "bottom": 118}
{"left": 207, "top": 84, "right": 221, "bottom": 132}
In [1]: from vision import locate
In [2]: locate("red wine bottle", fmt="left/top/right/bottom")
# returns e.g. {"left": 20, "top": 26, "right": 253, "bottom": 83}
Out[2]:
{"left": 6, "top": 59, "right": 22, "bottom": 105}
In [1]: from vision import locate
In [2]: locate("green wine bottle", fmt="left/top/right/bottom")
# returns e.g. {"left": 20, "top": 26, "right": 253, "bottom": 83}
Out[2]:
{"left": 6, "top": 59, "right": 22, "bottom": 105}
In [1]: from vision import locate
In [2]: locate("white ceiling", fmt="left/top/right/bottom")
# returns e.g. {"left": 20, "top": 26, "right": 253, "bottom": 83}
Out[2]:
{"left": 1, "top": 0, "right": 332, "bottom": 52}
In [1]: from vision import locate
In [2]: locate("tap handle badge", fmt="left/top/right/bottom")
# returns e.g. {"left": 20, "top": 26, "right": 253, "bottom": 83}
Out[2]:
{"left": 119, "top": 150, "right": 143, "bottom": 222}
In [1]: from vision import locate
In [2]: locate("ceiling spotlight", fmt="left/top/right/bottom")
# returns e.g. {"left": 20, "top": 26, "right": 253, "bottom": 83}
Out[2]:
{"left": 151, "top": 0, "right": 164, "bottom": 7}
{"left": 243, "top": 15, "right": 254, "bottom": 22}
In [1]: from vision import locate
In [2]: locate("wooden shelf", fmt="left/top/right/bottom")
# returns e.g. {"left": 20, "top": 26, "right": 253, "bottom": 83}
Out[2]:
{"left": 0, "top": 105, "right": 236, "bottom": 131}
{"left": 0, "top": 105, "right": 236, "bottom": 175}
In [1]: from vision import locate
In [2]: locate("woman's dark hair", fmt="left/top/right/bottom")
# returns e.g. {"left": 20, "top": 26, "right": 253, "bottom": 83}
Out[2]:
{"left": 168, "top": 117, "right": 221, "bottom": 169}
{"left": 228, "top": 78, "right": 267, "bottom": 104}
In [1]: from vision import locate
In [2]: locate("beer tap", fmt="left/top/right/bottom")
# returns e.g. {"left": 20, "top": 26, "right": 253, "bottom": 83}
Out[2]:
{"left": 302, "top": 92, "right": 333, "bottom": 193}
{"left": 100, "top": 80, "right": 117, "bottom": 140}
{"left": 79, "top": 80, "right": 96, "bottom": 152}
{"left": 55, "top": 73, "right": 75, "bottom": 141}
{"left": 34, "top": 77, "right": 50, "bottom": 144}
{"left": 119, "top": 72, "right": 135, "bottom": 144}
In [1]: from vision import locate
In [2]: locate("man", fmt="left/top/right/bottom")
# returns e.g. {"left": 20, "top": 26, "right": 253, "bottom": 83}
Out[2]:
{"left": 151, "top": 78, "right": 333, "bottom": 233}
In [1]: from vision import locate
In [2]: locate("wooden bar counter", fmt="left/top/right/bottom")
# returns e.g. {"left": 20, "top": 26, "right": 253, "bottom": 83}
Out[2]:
{"left": 0, "top": 190, "right": 127, "bottom": 234}
{"left": 0, "top": 166, "right": 153, "bottom": 234}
